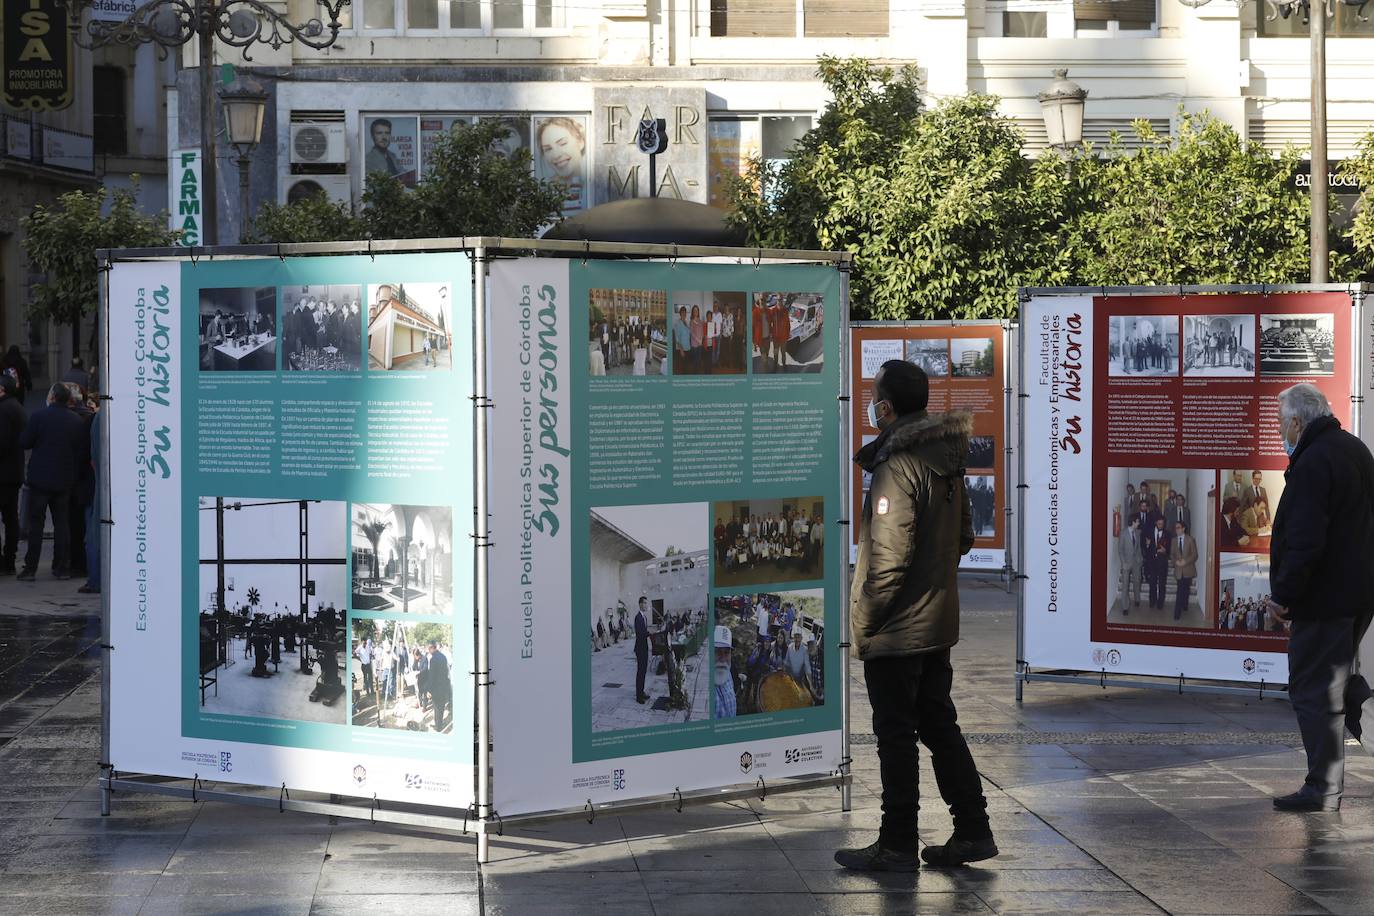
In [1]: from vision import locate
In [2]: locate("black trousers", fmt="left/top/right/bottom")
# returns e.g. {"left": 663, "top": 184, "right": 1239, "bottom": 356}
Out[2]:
{"left": 24, "top": 486, "right": 69, "bottom": 574}
{"left": 432, "top": 688, "right": 451, "bottom": 731}
{"left": 864, "top": 651, "right": 990, "bottom": 852}
{"left": 635, "top": 648, "right": 648, "bottom": 698}
{"left": 1288, "top": 613, "right": 1374, "bottom": 800}
{"left": 0, "top": 482, "right": 18, "bottom": 568}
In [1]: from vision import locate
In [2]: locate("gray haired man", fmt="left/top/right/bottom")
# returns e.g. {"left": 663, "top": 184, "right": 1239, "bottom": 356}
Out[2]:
{"left": 1267, "top": 383, "right": 1374, "bottom": 811}
{"left": 1117, "top": 514, "right": 1143, "bottom": 615}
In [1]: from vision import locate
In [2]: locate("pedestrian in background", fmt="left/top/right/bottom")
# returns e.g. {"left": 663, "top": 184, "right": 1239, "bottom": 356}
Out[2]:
{"left": 1267, "top": 383, "right": 1374, "bottom": 812}
{"left": 17, "top": 384, "right": 84, "bottom": 581}
{"left": 836, "top": 359, "right": 996, "bottom": 872}
{"left": 0, "top": 375, "right": 25, "bottom": 575}
{"left": 79, "top": 409, "right": 102, "bottom": 594}
{"left": 2, "top": 345, "right": 31, "bottom": 405}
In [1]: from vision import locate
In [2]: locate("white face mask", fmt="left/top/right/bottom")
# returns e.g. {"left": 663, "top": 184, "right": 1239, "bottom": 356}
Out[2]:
{"left": 1282, "top": 417, "right": 1299, "bottom": 457}
{"left": 867, "top": 399, "right": 886, "bottom": 429}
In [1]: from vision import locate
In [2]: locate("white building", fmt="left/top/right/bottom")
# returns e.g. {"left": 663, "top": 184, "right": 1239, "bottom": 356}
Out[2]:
{"left": 165, "top": 0, "right": 1374, "bottom": 242}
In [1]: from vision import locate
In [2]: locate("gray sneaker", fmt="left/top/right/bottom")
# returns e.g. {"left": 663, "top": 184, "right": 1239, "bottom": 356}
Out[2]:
{"left": 834, "top": 841, "right": 920, "bottom": 873}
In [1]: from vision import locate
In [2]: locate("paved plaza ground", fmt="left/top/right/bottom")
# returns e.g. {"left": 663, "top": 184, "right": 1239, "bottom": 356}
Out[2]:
{"left": 2, "top": 573, "right": 1374, "bottom": 914}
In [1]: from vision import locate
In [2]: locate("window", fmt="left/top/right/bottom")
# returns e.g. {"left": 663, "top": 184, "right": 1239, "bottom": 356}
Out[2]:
{"left": 708, "top": 114, "right": 813, "bottom": 206}
{"left": 1258, "top": 3, "right": 1374, "bottom": 36}
{"left": 707, "top": 0, "right": 887, "bottom": 37}
{"left": 1003, "top": 10, "right": 1048, "bottom": 36}
{"left": 344, "top": 0, "right": 563, "bottom": 32}
{"left": 1073, "top": 0, "right": 1156, "bottom": 33}
{"left": 93, "top": 66, "right": 127, "bottom": 156}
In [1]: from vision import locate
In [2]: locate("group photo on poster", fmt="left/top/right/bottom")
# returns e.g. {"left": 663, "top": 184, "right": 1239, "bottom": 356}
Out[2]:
{"left": 589, "top": 503, "right": 709, "bottom": 733}
{"left": 350, "top": 619, "right": 455, "bottom": 733}
{"left": 904, "top": 338, "right": 950, "bottom": 376}
{"left": 1217, "top": 554, "right": 1286, "bottom": 635}
{"left": 1108, "top": 314, "right": 1179, "bottom": 377}
{"left": 195, "top": 497, "right": 349, "bottom": 723}
{"left": 1182, "top": 314, "right": 1255, "bottom": 377}
{"left": 966, "top": 475, "right": 997, "bottom": 538}
{"left": 367, "top": 282, "right": 452, "bottom": 371}
{"left": 1218, "top": 469, "right": 1282, "bottom": 551}
{"left": 752, "top": 292, "right": 825, "bottom": 374}
{"left": 351, "top": 504, "right": 454, "bottom": 615}
{"left": 713, "top": 497, "right": 824, "bottom": 587}
{"left": 588, "top": 287, "right": 667, "bottom": 377}
{"left": 1260, "top": 314, "right": 1336, "bottom": 376}
{"left": 199, "top": 287, "right": 277, "bottom": 372}
{"left": 280, "top": 284, "right": 363, "bottom": 372}
{"left": 670, "top": 291, "right": 747, "bottom": 375}
{"left": 1106, "top": 468, "right": 1212, "bottom": 629}
{"left": 712, "top": 590, "right": 824, "bottom": 719}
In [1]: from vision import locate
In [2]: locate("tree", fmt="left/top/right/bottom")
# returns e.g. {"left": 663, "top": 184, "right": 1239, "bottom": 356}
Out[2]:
{"left": 354, "top": 510, "right": 391, "bottom": 581}
{"left": 723, "top": 58, "right": 1069, "bottom": 320}
{"left": 251, "top": 120, "right": 568, "bottom": 243}
{"left": 21, "top": 181, "right": 179, "bottom": 356}
{"left": 1064, "top": 113, "right": 1319, "bottom": 286}
{"left": 1342, "top": 135, "right": 1374, "bottom": 277}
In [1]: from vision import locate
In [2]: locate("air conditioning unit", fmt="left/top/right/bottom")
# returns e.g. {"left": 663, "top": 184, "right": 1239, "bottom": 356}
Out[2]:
{"left": 289, "top": 122, "right": 347, "bottom": 164}
{"left": 279, "top": 174, "right": 353, "bottom": 206}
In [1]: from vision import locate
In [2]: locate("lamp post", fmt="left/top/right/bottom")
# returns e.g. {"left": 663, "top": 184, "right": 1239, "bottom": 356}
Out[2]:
{"left": 66, "top": 0, "right": 350, "bottom": 246}
{"left": 1038, "top": 69, "right": 1088, "bottom": 153}
{"left": 220, "top": 74, "right": 267, "bottom": 243}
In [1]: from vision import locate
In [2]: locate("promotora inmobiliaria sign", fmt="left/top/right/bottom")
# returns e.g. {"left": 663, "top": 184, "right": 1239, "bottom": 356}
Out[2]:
{"left": 1020, "top": 290, "right": 1357, "bottom": 685}
{"left": 1, "top": 0, "right": 73, "bottom": 112}
{"left": 488, "top": 258, "right": 845, "bottom": 816}
{"left": 107, "top": 253, "right": 475, "bottom": 806}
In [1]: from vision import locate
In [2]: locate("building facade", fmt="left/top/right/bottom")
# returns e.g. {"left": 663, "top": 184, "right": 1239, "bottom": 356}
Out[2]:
{"left": 167, "top": 0, "right": 1374, "bottom": 242}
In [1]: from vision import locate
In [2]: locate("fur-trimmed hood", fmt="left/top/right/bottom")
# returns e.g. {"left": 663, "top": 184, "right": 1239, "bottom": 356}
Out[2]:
{"left": 855, "top": 410, "right": 974, "bottom": 476}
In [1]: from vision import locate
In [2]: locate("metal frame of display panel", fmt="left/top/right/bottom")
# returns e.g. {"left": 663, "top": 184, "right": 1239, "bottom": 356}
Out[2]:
{"left": 849, "top": 319, "right": 1018, "bottom": 589}
{"left": 95, "top": 237, "right": 853, "bottom": 864}
{"left": 1013, "top": 284, "right": 1370, "bottom": 703}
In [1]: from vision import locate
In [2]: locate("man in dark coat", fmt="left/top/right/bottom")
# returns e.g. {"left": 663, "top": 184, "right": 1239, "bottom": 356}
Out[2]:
{"left": 426, "top": 643, "right": 450, "bottom": 731}
{"left": 633, "top": 595, "right": 651, "bottom": 704}
{"left": 1268, "top": 384, "right": 1374, "bottom": 812}
{"left": 835, "top": 360, "right": 996, "bottom": 873}
{"left": 0, "top": 376, "right": 26, "bottom": 574}
{"left": 17, "top": 385, "right": 84, "bottom": 580}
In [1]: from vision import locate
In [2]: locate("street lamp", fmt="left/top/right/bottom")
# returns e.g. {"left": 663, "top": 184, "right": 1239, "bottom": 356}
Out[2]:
{"left": 220, "top": 74, "right": 267, "bottom": 243}
{"left": 65, "top": 0, "right": 351, "bottom": 246}
{"left": 1038, "top": 69, "right": 1088, "bottom": 152}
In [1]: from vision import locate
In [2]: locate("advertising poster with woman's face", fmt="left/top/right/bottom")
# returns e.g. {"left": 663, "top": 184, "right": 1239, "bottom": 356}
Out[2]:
{"left": 535, "top": 115, "right": 588, "bottom": 213}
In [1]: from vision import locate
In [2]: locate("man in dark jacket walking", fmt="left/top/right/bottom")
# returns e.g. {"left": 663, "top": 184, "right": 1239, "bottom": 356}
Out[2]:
{"left": 1267, "top": 383, "right": 1374, "bottom": 812}
{"left": 17, "top": 384, "right": 85, "bottom": 581}
{"left": 633, "top": 596, "right": 651, "bottom": 704}
{"left": 835, "top": 360, "right": 996, "bottom": 872}
{"left": 0, "top": 375, "right": 26, "bottom": 574}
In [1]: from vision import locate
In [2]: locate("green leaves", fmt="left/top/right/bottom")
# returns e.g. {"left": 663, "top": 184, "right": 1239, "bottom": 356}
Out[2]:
{"left": 250, "top": 119, "right": 568, "bottom": 244}
{"left": 20, "top": 180, "right": 179, "bottom": 327}
{"left": 724, "top": 58, "right": 1360, "bottom": 319}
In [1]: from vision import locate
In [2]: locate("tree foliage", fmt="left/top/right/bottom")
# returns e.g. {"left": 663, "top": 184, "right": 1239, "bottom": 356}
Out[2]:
{"left": 21, "top": 181, "right": 179, "bottom": 327}
{"left": 725, "top": 57, "right": 1348, "bottom": 319}
{"left": 251, "top": 119, "right": 568, "bottom": 244}
{"left": 1342, "top": 135, "right": 1374, "bottom": 277}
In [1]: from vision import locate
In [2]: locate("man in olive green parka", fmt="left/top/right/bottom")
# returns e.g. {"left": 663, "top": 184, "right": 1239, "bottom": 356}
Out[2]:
{"left": 835, "top": 359, "right": 998, "bottom": 873}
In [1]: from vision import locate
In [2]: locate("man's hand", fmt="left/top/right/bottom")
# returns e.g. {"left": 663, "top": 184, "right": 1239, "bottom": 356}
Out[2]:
{"left": 1266, "top": 600, "right": 1290, "bottom": 621}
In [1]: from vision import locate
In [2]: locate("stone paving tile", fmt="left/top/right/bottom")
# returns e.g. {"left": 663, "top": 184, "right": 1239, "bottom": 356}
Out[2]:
{"left": 314, "top": 865, "right": 479, "bottom": 895}
{"left": 138, "top": 896, "right": 316, "bottom": 915}
{"left": 0, "top": 896, "right": 144, "bottom": 916}
{"left": 649, "top": 892, "right": 827, "bottom": 916}
{"left": 972, "top": 889, "right": 1167, "bottom": 915}
{"left": 812, "top": 892, "right": 994, "bottom": 914}
{"left": 309, "top": 895, "right": 483, "bottom": 916}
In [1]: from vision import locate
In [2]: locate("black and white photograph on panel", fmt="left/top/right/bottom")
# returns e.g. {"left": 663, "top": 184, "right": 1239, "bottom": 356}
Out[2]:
{"left": 351, "top": 619, "right": 455, "bottom": 734}
{"left": 280, "top": 284, "right": 364, "bottom": 372}
{"left": 967, "top": 435, "right": 995, "bottom": 471}
{"left": 712, "top": 496, "right": 825, "bottom": 587}
{"left": 199, "top": 287, "right": 278, "bottom": 371}
{"left": 950, "top": 338, "right": 995, "bottom": 378}
{"left": 966, "top": 475, "right": 996, "bottom": 537}
{"left": 351, "top": 504, "right": 454, "bottom": 615}
{"left": 589, "top": 287, "right": 668, "bottom": 377}
{"left": 195, "top": 497, "right": 348, "bottom": 723}
{"left": 1217, "top": 554, "right": 1286, "bottom": 635}
{"left": 904, "top": 338, "right": 950, "bottom": 377}
{"left": 367, "top": 282, "right": 453, "bottom": 371}
{"left": 751, "top": 292, "right": 825, "bottom": 374}
{"left": 712, "top": 589, "right": 825, "bottom": 720}
{"left": 1108, "top": 315, "right": 1180, "bottom": 377}
{"left": 1106, "top": 467, "right": 1214, "bottom": 630}
{"left": 589, "top": 503, "right": 710, "bottom": 734}
{"left": 1182, "top": 314, "right": 1256, "bottom": 377}
{"left": 1259, "top": 314, "right": 1336, "bottom": 376}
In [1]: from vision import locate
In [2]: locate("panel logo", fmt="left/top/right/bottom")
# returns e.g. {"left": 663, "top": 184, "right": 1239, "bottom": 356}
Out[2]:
{"left": 739, "top": 752, "right": 754, "bottom": 774}
{"left": 1091, "top": 648, "right": 1122, "bottom": 667}
{"left": 612, "top": 768, "right": 626, "bottom": 791}
{"left": 352, "top": 765, "right": 367, "bottom": 787}
{"left": 219, "top": 751, "right": 233, "bottom": 773}
{"left": 1242, "top": 658, "right": 1256, "bottom": 675}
